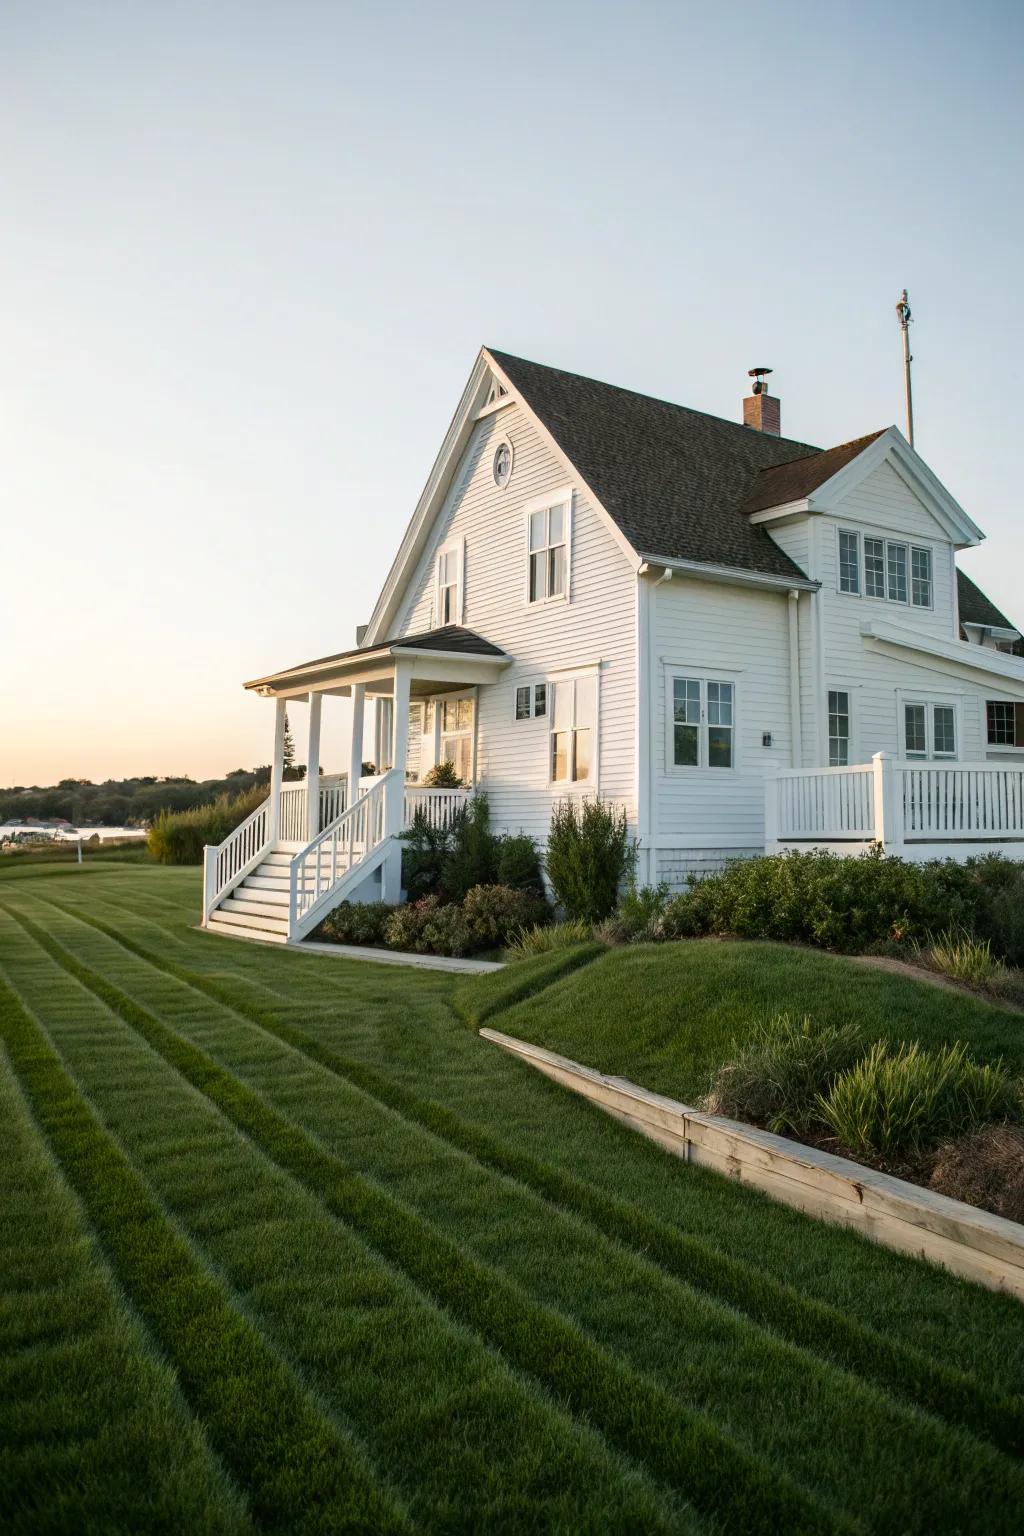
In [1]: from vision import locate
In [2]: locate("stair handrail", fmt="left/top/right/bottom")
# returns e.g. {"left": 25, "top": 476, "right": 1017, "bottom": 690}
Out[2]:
{"left": 202, "top": 792, "right": 272, "bottom": 924}
{"left": 288, "top": 768, "right": 403, "bottom": 934}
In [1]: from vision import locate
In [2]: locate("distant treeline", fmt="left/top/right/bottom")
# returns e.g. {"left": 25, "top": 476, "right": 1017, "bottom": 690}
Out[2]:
{"left": 0, "top": 768, "right": 273, "bottom": 827}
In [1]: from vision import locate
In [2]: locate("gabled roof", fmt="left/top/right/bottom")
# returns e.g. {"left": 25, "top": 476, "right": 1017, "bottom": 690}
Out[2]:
{"left": 487, "top": 349, "right": 819, "bottom": 581}
{"left": 741, "top": 431, "right": 886, "bottom": 514}
{"left": 957, "top": 569, "right": 1020, "bottom": 634}
{"left": 245, "top": 625, "right": 506, "bottom": 693}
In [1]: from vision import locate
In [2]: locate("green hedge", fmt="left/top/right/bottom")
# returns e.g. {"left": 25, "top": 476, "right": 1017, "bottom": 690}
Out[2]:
{"left": 147, "top": 785, "right": 267, "bottom": 866}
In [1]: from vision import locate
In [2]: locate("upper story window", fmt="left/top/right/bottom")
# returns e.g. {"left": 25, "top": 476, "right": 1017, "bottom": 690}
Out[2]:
{"left": 668, "top": 674, "right": 735, "bottom": 769}
{"left": 436, "top": 539, "right": 463, "bottom": 626}
{"left": 492, "top": 438, "right": 513, "bottom": 489}
{"left": 550, "top": 674, "right": 595, "bottom": 784}
{"left": 987, "top": 700, "right": 1024, "bottom": 748}
{"left": 527, "top": 496, "right": 570, "bottom": 603}
{"left": 839, "top": 530, "right": 932, "bottom": 608}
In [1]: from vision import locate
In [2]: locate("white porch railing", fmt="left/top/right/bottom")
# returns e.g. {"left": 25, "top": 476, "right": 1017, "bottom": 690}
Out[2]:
{"left": 290, "top": 768, "right": 403, "bottom": 932}
{"left": 767, "top": 754, "right": 1024, "bottom": 860}
{"left": 404, "top": 786, "right": 471, "bottom": 830}
{"left": 278, "top": 775, "right": 348, "bottom": 842}
{"left": 202, "top": 794, "right": 272, "bottom": 923}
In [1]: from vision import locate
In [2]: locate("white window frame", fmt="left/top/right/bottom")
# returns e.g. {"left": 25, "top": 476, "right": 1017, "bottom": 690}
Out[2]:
{"left": 985, "top": 699, "right": 1024, "bottom": 751}
{"left": 664, "top": 671, "right": 739, "bottom": 773}
{"left": 513, "top": 680, "right": 548, "bottom": 723}
{"left": 522, "top": 486, "right": 573, "bottom": 607}
{"left": 827, "top": 686, "right": 854, "bottom": 767}
{"left": 435, "top": 537, "right": 464, "bottom": 627}
{"left": 492, "top": 436, "right": 514, "bottom": 490}
{"left": 548, "top": 669, "right": 598, "bottom": 788}
{"left": 842, "top": 527, "right": 935, "bottom": 610}
{"left": 434, "top": 688, "right": 476, "bottom": 784}
{"left": 897, "top": 692, "right": 961, "bottom": 761}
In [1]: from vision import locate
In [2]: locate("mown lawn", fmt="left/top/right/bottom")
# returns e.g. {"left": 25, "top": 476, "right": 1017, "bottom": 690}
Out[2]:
{"left": 2, "top": 864, "right": 1024, "bottom": 1534}
{"left": 458, "top": 937, "right": 1024, "bottom": 1106}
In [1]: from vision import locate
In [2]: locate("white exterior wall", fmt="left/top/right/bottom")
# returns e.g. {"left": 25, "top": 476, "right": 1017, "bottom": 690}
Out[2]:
{"left": 646, "top": 576, "right": 793, "bottom": 879}
{"left": 393, "top": 403, "right": 638, "bottom": 842}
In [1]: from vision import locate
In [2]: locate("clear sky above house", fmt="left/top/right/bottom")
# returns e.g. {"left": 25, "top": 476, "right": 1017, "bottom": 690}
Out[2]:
{"left": 3, "top": 0, "right": 1022, "bottom": 785}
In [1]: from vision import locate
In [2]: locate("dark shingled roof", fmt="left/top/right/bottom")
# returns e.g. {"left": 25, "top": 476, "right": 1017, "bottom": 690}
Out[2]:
{"left": 245, "top": 625, "right": 505, "bottom": 690}
{"left": 488, "top": 349, "right": 854, "bottom": 581}
{"left": 957, "top": 570, "right": 1020, "bottom": 634}
{"left": 741, "top": 431, "right": 886, "bottom": 515}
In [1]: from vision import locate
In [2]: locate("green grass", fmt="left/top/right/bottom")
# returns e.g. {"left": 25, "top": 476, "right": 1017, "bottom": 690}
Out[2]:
{"left": 458, "top": 938, "right": 1024, "bottom": 1108}
{"left": 3, "top": 869, "right": 1024, "bottom": 1533}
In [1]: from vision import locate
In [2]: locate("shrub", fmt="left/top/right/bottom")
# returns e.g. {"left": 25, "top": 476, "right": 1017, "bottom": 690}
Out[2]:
{"left": 496, "top": 834, "right": 544, "bottom": 894}
{"left": 958, "top": 856, "right": 1024, "bottom": 968}
{"left": 507, "top": 920, "right": 594, "bottom": 958}
{"left": 317, "top": 901, "right": 394, "bottom": 947}
{"left": 599, "top": 882, "right": 671, "bottom": 944}
{"left": 147, "top": 785, "right": 266, "bottom": 865}
{"left": 546, "top": 799, "right": 633, "bottom": 923}
{"left": 657, "top": 848, "right": 971, "bottom": 954}
{"left": 422, "top": 760, "right": 463, "bottom": 788}
{"left": 818, "top": 1040, "right": 1023, "bottom": 1161}
{"left": 401, "top": 809, "right": 453, "bottom": 901}
{"left": 443, "top": 795, "right": 500, "bottom": 900}
{"left": 419, "top": 901, "right": 475, "bottom": 957}
{"left": 706, "top": 1013, "right": 863, "bottom": 1137}
{"left": 462, "top": 885, "right": 550, "bottom": 949}
{"left": 383, "top": 896, "right": 440, "bottom": 953}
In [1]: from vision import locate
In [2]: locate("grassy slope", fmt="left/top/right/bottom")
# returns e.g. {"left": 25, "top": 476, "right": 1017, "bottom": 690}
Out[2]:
{"left": 2, "top": 867, "right": 1024, "bottom": 1533}
{"left": 458, "top": 938, "right": 1024, "bottom": 1108}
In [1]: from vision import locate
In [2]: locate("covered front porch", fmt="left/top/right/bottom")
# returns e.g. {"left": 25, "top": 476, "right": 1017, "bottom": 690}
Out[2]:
{"left": 202, "top": 626, "right": 509, "bottom": 943}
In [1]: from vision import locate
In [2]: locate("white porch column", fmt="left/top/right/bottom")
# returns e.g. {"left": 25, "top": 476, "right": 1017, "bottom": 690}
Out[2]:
{"left": 348, "top": 683, "right": 365, "bottom": 804}
{"left": 268, "top": 696, "right": 287, "bottom": 843}
{"left": 872, "top": 751, "right": 905, "bottom": 855}
{"left": 391, "top": 660, "right": 412, "bottom": 786}
{"left": 305, "top": 691, "right": 322, "bottom": 841}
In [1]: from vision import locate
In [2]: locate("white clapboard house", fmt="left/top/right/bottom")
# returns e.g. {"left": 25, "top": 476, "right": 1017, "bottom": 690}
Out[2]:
{"left": 203, "top": 348, "right": 1024, "bottom": 944}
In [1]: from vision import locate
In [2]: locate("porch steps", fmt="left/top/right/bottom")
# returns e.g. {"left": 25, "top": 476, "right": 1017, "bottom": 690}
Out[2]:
{"left": 205, "top": 839, "right": 362, "bottom": 945}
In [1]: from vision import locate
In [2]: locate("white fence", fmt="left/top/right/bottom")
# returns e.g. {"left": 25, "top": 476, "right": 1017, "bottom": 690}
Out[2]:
{"left": 278, "top": 776, "right": 348, "bottom": 842}
{"left": 767, "top": 754, "right": 1024, "bottom": 860}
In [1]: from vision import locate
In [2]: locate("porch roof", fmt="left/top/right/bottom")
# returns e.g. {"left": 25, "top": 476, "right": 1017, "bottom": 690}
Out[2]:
{"left": 244, "top": 624, "right": 510, "bottom": 699}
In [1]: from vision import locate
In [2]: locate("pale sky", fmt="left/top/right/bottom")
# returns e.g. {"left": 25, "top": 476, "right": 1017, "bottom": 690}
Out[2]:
{"left": 3, "top": 0, "right": 1022, "bottom": 786}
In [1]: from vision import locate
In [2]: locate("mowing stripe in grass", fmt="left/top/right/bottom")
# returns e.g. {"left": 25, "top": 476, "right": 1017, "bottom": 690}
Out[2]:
{"left": 39, "top": 889, "right": 1024, "bottom": 1462}
{"left": 2, "top": 903, "right": 853, "bottom": 1536}
{"left": 0, "top": 976, "right": 411, "bottom": 1536}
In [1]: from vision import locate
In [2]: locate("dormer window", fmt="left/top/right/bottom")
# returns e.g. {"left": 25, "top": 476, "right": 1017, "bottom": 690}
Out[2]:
{"left": 838, "top": 530, "right": 933, "bottom": 608}
{"left": 436, "top": 538, "right": 463, "bottom": 626}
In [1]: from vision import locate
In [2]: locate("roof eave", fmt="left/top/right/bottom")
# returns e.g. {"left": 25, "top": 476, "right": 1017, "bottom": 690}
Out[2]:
{"left": 638, "top": 554, "right": 818, "bottom": 593}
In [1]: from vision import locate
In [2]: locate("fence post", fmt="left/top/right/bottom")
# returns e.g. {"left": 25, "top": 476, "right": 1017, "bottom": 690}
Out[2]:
{"left": 763, "top": 763, "right": 781, "bottom": 853}
{"left": 872, "top": 752, "right": 904, "bottom": 855}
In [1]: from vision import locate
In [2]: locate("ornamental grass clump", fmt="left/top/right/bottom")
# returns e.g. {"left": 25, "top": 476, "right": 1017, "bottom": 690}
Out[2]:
{"left": 927, "top": 928, "right": 1009, "bottom": 989}
{"left": 706, "top": 1013, "right": 863, "bottom": 1137}
{"left": 818, "top": 1040, "right": 1023, "bottom": 1162}
{"left": 507, "top": 919, "right": 593, "bottom": 958}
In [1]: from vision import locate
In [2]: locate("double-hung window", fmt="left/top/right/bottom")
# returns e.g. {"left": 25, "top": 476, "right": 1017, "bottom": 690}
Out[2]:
{"left": 550, "top": 675, "right": 595, "bottom": 784}
{"left": 669, "top": 676, "right": 735, "bottom": 769}
{"left": 987, "top": 701, "right": 1024, "bottom": 748}
{"left": 903, "top": 701, "right": 956, "bottom": 760}
{"left": 439, "top": 696, "right": 474, "bottom": 783}
{"left": 828, "top": 690, "right": 851, "bottom": 766}
{"left": 527, "top": 499, "right": 569, "bottom": 603}
{"left": 842, "top": 532, "right": 932, "bottom": 607}
{"left": 436, "top": 539, "right": 463, "bottom": 625}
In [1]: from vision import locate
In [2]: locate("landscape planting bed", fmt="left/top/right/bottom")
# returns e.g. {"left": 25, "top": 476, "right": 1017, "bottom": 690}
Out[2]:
{"left": 3, "top": 863, "right": 1024, "bottom": 1533}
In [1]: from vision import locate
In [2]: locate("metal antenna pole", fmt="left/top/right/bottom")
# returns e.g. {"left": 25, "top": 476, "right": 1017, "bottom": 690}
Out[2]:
{"left": 895, "top": 289, "right": 914, "bottom": 448}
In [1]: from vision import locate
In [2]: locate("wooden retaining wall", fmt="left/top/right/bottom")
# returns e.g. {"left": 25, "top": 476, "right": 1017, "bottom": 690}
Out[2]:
{"left": 480, "top": 1028, "right": 1024, "bottom": 1302}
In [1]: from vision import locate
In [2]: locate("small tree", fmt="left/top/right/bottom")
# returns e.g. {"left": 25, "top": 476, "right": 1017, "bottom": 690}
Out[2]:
{"left": 423, "top": 760, "right": 463, "bottom": 788}
{"left": 282, "top": 713, "right": 305, "bottom": 782}
{"left": 442, "top": 794, "right": 500, "bottom": 900}
{"left": 546, "top": 798, "right": 633, "bottom": 923}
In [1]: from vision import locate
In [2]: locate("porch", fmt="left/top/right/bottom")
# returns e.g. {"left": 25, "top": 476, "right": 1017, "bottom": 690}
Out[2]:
{"left": 202, "top": 625, "right": 509, "bottom": 943}
{"left": 766, "top": 753, "right": 1024, "bottom": 861}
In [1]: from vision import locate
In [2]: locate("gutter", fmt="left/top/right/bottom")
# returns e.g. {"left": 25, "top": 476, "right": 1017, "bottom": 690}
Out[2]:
{"left": 638, "top": 553, "right": 818, "bottom": 594}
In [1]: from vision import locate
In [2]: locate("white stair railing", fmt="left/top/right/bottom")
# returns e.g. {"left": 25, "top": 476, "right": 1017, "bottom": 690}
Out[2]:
{"left": 289, "top": 769, "right": 402, "bottom": 934}
{"left": 202, "top": 794, "right": 271, "bottom": 923}
{"left": 318, "top": 774, "right": 347, "bottom": 830}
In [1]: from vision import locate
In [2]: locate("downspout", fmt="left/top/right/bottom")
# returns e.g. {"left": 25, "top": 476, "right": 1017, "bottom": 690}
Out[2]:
{"left": 646, "top": 566, "right": 673, "bottom": 885}
{"left": 787, "top": 590, "right": 803, "bottom": 768}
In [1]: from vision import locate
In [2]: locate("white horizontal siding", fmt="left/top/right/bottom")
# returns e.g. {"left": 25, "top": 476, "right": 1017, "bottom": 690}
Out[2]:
{"left": 651, "top": 578, "right": 792, "bottom": 847}
{"left": 393, "top": 403, "right": 637, "bottom": 842}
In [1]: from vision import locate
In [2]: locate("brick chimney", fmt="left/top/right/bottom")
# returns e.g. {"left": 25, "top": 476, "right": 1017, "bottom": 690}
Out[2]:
{"left": 744, "top": 367, "right": 780, "bottom": 435}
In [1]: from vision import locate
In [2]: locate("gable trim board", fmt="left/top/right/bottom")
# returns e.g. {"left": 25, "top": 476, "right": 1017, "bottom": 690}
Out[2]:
{"left": 861, "top": 618, "right": 1024, "bottom": 696}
